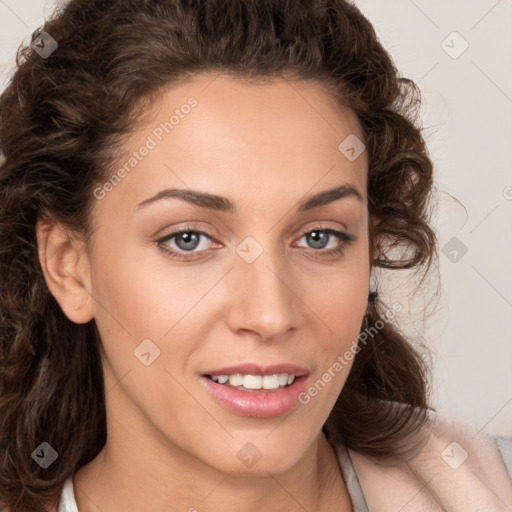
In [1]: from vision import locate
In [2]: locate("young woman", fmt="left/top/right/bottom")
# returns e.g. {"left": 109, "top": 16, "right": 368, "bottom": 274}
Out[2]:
{"left": 0, "top": 1, "right": 510, "bottom": 511}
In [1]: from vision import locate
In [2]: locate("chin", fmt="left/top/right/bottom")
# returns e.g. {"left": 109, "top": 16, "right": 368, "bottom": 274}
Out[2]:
{"left": 199, "top": 430, "right": 314, "bottom": 476}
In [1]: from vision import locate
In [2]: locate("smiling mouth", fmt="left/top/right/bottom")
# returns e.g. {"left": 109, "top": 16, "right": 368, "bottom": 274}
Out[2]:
{"left": 205, "top": 373, "right": 296, "bottom": 392}
{"left": 200, "top": 368, "right": 309, "bottom": 417}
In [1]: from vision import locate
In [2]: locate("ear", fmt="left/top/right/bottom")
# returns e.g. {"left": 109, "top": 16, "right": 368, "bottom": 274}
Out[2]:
{"left": 36, "top": 217, "right": 94, "bottom": 324}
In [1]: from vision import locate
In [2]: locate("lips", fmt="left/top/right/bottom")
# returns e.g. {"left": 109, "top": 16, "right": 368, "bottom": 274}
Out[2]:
{"left": 199, "top": 362, "right": 310, "bottom": 418}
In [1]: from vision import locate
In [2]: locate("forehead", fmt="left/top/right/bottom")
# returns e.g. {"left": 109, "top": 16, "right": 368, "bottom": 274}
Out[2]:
{"left": 97, "top": 72, "right": 368, "bottom": 217}
{"left": 149, "top": 72, "right": 366, "bottom": 151}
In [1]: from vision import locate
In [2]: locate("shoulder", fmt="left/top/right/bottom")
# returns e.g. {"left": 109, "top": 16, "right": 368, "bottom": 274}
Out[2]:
{"left": 348, "top": 409, "right": 512, "bottom": 511}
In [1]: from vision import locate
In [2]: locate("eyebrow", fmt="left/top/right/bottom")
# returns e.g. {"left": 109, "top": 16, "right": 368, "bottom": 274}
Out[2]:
{"left": 136, "top": 183, "right": 363, "bottom": 212}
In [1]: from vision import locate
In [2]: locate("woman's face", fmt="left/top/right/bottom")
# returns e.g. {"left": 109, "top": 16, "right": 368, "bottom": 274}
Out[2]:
{"left": 83, "top": 73, "right": 370, "bottom": 475}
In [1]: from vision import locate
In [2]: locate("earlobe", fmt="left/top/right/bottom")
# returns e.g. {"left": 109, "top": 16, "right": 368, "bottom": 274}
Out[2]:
{"left": 36, "top": 218, "right": 94, "bottom": 324}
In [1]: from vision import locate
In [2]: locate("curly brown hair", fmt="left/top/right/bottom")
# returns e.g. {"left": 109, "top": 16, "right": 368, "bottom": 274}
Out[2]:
{"left": 0, "top": 0, "right": 438, "bottom": 510}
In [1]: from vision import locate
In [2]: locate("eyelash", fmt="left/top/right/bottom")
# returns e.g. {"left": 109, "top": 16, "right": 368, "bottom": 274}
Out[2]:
{"left": 156, "top": 225, "right": 355, "bottom": 261}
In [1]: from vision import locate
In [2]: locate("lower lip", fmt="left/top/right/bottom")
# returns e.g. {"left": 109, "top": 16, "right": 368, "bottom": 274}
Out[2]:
{"left": 199, "top": 376, "right": 308, "bottom": 418}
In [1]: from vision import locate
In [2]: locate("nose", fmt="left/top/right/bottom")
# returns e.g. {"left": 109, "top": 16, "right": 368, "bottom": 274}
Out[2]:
{"left": 225, "top": 246, "right": 297, "bottom": 341}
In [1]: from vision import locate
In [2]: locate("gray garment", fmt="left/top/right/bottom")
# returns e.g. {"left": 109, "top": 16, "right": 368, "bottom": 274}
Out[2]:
{"left": 495, "top": 436, "right": 512, "bottom": 482}
{"left": 58, "top": 443, "right": 369, "bottom": 511}
{"left": 335, "top": 442, "right": 370, "bottom": 512}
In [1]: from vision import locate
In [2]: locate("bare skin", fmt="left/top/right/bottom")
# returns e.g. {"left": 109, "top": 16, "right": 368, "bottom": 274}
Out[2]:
{"left": 38, "top": 72, "right": 370, "bottom": 511}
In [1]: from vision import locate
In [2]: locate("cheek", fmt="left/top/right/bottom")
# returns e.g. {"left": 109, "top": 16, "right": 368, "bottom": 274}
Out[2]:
{"left": 88, "top": 234, "right": 218, "bottom": 395}
{"left": 90, "top": 232, "right": 193, "bottom": 339}
{"left": 299, "top": 261, "right": 369, "bottom": 417}
{"left": 323, "top": 271, "right": 368, "bottom": 324}
{"left": 307, "top": 248, "right": 370, "bottom": 384}
{"left": 315, "top": 253, "right": 370, "bottom": 338}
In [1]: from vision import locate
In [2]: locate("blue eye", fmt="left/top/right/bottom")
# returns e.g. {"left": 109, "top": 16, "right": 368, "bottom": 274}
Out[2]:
{"left": 158, "top": 227, "right": 213, "bottom": 259}
{"left": 297, "top": 229, "right": 351, "bottom": 251}
{"left": 169, "top": 231, "right": 203, "bottom": 251}
{"left": 291, "top": 228, "right": 355, "bottom": 259}
{"left": 157, "top": 226, "right": 355, "bottom": 261}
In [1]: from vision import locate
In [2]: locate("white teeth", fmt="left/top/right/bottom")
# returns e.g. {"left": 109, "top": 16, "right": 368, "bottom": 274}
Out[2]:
{"left": 210, "top": 373, "right": 297, "bottom": 390}
{"left": 228, "top": 374, "right": 244, "bottom": 386}
{"left": 243, "top": 375, "right": 263, "bottom": 389}
{"left": 262, "top": 375, "right": 280, "bottom": 389}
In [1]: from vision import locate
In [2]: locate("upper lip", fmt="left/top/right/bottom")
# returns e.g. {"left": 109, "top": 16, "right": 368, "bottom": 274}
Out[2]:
{"left": 202, "top": 363, "right": 309, "bottom": 377}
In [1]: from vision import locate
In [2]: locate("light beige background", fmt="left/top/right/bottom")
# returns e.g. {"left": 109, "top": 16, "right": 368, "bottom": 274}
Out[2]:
{"left": 1, "top": 0, "right": 511, "bottom": 438}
